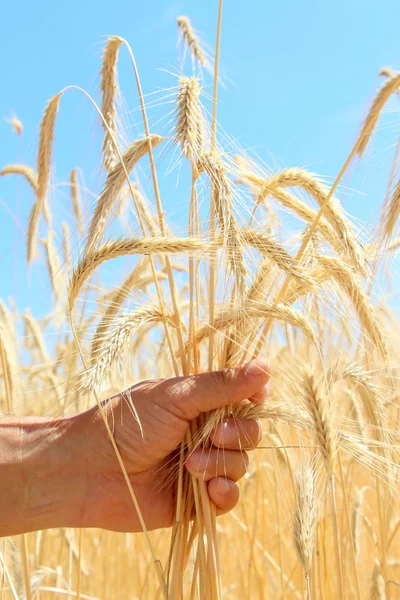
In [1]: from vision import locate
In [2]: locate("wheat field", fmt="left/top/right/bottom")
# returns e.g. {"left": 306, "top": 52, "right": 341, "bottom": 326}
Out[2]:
{"left": 0, "top": 6, "right": 400, "bottom": 600}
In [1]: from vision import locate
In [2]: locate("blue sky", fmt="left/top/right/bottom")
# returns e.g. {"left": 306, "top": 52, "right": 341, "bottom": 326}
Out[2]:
{"left": 0, "top": 0, "right": 399, "bottom": 317}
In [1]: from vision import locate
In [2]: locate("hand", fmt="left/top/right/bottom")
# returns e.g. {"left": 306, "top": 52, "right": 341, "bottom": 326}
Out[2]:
{"left": 0, "top": 358, "right": 270, "bottom": 536}
{"left": 79, "top": 358, "right": 270, "bottom": 532}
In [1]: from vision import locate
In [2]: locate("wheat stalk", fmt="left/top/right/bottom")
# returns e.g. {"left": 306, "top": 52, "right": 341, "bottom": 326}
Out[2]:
{"left": 318, "top": 256, "right": 386, "bottom": 358}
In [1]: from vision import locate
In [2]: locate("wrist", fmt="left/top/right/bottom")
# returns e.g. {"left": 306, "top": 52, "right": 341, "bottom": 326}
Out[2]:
{"left": 0, "top": 413, "right": 91, "bottom": 536}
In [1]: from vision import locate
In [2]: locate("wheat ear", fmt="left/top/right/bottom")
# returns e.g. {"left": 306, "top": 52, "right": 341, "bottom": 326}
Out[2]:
{"left": 69, "top": 169, "right": 83, "bottom": 235}
{"left": 198, "top": 151, "right": 246, "bottom": 284}
{"left": 100, "top": 36, "right": 124, "bottom": 171}
{"left": 177, "top": 16, "right": 207, "bottom": 67}
{"left": 293, "top": 462, "right": 317, "bottom": 588}
{"left": 37, "top": 93, "right": 61, "bottom": 220}
{"left": 370, "top": 561, "right": 387, "bottom": 599}
{"left": 251, "top": 167, "right": 366, "bottom": 276}
{"left": 40, "top": 233, "right": 63, "bottom": 304}
{"left": 318, "top": 256, "right": 386, "bottom": 358}
{"left": 81, "top": 306, "right": 175, "bottom": 392}
{"left": 85, "top": 134, "right": 164, "bottom": 254}
{"left": 90, "top": 258, "right": 148, "bottom": 359}
{"left": 189, "top": 299, "right": 315, "bottom": 349}
{"left": 175, "top": 76, "right": 205, "bottom": 161}
{"left": 69, "top": 236, "right": 209, "bottom": 309}
{"left": 0, "top": 164, "right": 38, "bottom": 193}
{"left": 358, "top": 74, "right": 400, "bottom": 157}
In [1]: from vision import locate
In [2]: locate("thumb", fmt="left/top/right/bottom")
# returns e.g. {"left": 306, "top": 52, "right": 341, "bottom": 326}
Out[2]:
{"left": 161, "top": 358, "right": 270, "bottom": 421}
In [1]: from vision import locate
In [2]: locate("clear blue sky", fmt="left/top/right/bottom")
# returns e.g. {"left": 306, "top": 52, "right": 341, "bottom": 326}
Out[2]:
{"left": 0, "top": 0, "right": 399, "bottom": 317}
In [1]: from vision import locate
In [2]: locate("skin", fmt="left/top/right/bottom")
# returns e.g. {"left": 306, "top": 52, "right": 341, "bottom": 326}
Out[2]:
{"left": 0, "top": 358, "right": 270, "bottom": 537}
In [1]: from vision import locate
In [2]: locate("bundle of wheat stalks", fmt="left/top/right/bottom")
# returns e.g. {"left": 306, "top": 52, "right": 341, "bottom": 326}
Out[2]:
{"left": 1, "top": 6, "right": 400, "bottom": 600}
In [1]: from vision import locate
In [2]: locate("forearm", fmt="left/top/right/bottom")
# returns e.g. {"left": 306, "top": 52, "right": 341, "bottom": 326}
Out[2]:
{"left": 0, "top": 414, "right": 89, "bottom": 536}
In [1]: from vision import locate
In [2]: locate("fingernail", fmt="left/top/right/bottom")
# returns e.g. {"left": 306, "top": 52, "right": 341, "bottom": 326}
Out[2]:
{"left": 213, "top": 420, "right": 236, "bottom": 446}
{"left": 251, "top": 381, "right": 271, "bottom": 404}
{"left": 186, "top": 452, "right": 206, "bottom": 473}
{"left": 244, "top": 358, "right": 270, "bottom": 380}
{"left": 216, "top": 478, "right": 231, "bottom": 495}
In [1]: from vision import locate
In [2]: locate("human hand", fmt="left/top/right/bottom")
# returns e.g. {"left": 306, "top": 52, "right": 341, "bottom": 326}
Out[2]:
{"left": 0, "top": 358, "right": 269, "bottom": 536}
{"left": 79, "top": 358, "right": 270, "bottom": 532}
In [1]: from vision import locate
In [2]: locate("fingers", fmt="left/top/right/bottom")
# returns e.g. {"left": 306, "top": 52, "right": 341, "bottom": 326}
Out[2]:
{"left": 160, "top": 358, "right": 270, "bottom": 421}
{"left": 210, "top": 418, "right": 262, "bottom": 450}
{"left": 208, "top": 478, "right": 240, "bottom": 514}
{"left": 186, "top": 448, "right": 249, "bottom": 482}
